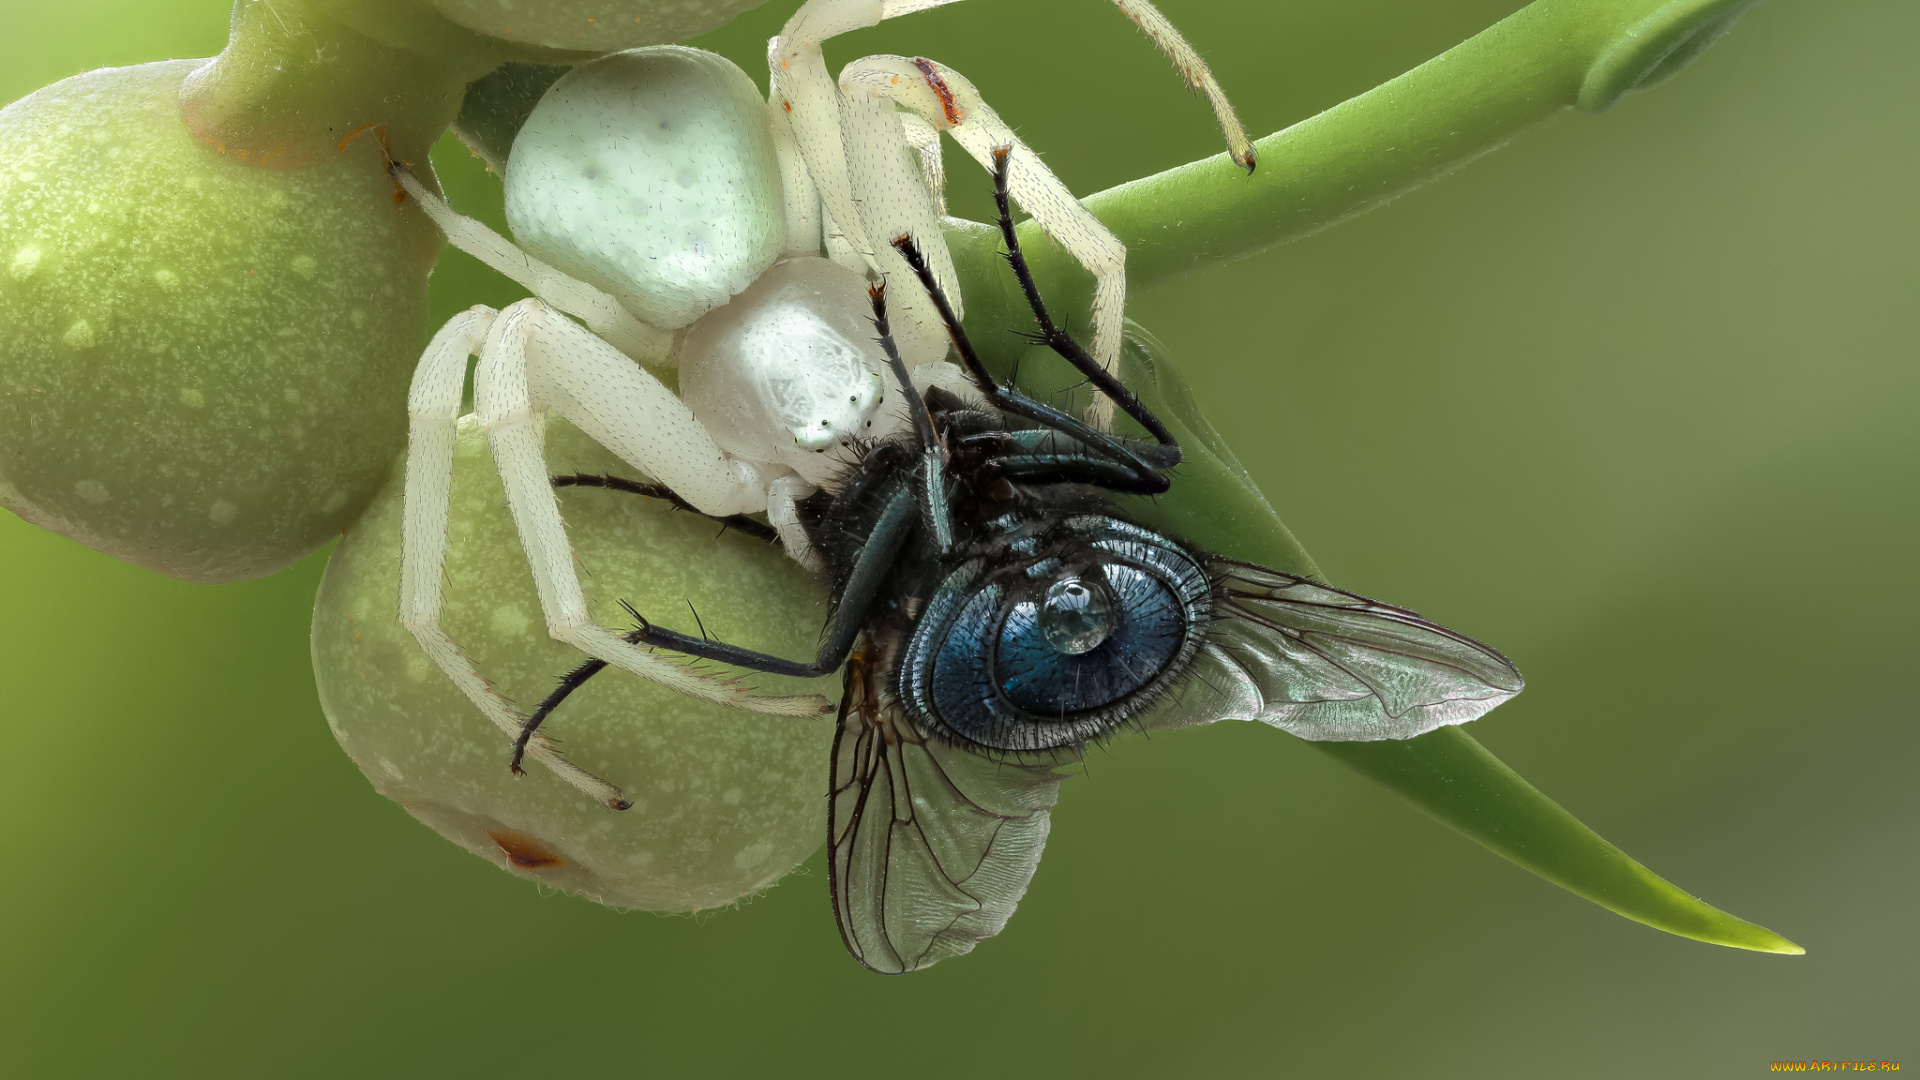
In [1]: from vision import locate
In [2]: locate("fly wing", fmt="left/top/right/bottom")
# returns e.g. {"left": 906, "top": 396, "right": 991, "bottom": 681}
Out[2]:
{"left": 829, "top": 655, "right": 1072, "bottom": 974}
{"left": 1146, "top": 558, "right": 1524, "bottom": 740}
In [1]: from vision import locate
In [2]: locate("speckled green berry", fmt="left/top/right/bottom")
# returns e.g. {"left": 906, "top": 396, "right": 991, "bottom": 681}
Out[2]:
{"left": 313, "top": 416, "right": 834, "bottom": 912}
{"left": 0, "top": 60, "right": 442, "bottom": 582}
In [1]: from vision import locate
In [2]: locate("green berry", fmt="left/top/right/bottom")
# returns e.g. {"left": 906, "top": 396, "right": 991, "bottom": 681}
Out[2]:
{"left": 313, "top": 416, "right": 833, "bottom": 912}
{"left": 0, "top": 60, "right": 442, "bottom": 582}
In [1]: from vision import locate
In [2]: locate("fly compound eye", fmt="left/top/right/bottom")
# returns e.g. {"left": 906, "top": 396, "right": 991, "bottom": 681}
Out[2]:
{"left": 1038, "top": 576, "right": 1116, "bottom": 655}
{"left": 996, "top": 564, "right": 1187, "bottom": 719}
{"left": 899, "top": 522, "right": 1213, "bottom": 754}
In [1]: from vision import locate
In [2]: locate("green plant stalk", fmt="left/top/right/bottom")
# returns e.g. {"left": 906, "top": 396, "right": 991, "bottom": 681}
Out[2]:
{"left": 945, "top": 0, "right": 1798, "bottom": 954}
{"left": 952, "top": 0, "right": 1761, "bottom": 341}
{"left": 179, "top": 0, "right": 588, "bottom": 171}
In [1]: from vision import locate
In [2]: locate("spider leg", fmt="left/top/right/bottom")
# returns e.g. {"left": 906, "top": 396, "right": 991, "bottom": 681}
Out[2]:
{"left": 898, "top": 113, "right": 947, "bottom": 216}
{"left": 767, "top": 475, "right": 827, "bottom": 571}
{"left": 771, "top": 0, "right": 1251, "bottom": 377}
{"left": 842, "top": 55, "right": 1128, "bottom": 427}
{"left": 389, "top": 164, "right": 671, "bottom": 365}
{"left": 765, "top": 77, "right": 823, "bottom": 259}
{"left": 770, "top": 3, "right": 961, "bottom": 367}
{"left": 399, "top": 306, "right": 629, "bottom": 809}
{"left": 552, "top": 472, "right": 779, "bottom": 544}
{"left": 470, "top": 300, "right": 832, "bottom": 718}
{"left": 1109, "top": 0, "right": 1256, "bottom": 172}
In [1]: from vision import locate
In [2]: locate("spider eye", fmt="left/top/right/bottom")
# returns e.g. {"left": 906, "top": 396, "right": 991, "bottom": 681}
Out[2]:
{"left": 898, "top": 518, "right": 1212, "bottom": 751}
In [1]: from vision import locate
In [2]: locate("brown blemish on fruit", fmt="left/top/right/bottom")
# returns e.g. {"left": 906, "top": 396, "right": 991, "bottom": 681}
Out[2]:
{"left": 486, "top": 828, "right": 566, "bottom": 870}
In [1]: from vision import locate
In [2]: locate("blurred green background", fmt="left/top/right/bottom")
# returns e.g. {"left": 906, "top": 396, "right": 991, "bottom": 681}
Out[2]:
{"left": 2, "top": 0, "right": 1913, "bottom": 1075}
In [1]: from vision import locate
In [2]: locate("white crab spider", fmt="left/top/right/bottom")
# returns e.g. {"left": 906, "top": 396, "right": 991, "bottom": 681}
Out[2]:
{"left": 394, "top": 1, "right": 1251, "bottom": 806}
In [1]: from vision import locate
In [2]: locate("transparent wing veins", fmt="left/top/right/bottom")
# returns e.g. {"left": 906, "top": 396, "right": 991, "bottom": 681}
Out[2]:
{"left": 829, "top": 654, "right": 1069, "bottom": 974}
{"left": 1146, "top": 558, "right": 1524, "bottom": 740}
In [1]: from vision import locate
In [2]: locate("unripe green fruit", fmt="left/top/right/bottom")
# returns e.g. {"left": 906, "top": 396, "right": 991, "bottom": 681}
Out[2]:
{"left": 313, "top": 416, "right": 833, "bottom": 911}
{"left": 425, "top": 0, "right": 771, "bottom": 51}
{"left": 0, "top": 60, "right": 440, "bottom": 582}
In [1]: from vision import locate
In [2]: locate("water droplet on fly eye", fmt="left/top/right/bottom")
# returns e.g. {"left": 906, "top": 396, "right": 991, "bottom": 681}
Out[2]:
{"left": 1039, "top": 576, "right": 1117, "bottom": 655}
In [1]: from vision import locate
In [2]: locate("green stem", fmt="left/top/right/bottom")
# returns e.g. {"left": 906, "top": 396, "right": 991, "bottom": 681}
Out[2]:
{"left": 1101, "top": 0, "right": 1758, "bottom": 288}
{"left": 956, "top": 0, "right": 1759, "bottom": 340}
{"left": 179, "top": 0, "right": 532, "bottom": 169}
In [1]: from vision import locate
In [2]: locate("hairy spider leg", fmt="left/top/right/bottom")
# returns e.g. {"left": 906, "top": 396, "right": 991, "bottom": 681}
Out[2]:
{"left": 504, "top": 471, "right": 788, "bottom": 771}
{"left": 390, "top": 164, "right": 671, "bottom": 364}
{"left": 841, "top": 55, "right": 1130, "bottom": 426}
{"left": 1107, "top": 0, "right": 1255, "bottom": 172}
{"left": 985, "top": 146, "right": 1180, "bottom": 454}
{"left": 897, "top": 114, "right": 947, "bottom": 217}
{"left": 770, "top": 2, "right": 960, "bottom": 367}
{"left": 399, "top": 307, "right": 628, "bottom": 809}
{"left": 510, "top": 284, "right": 950, "bottom": 744}
{"left": 400, "top": 298, "right": 835, "bottom": 797}
{"left": 550, "top": 473, "right": 781, "bottom": 544}
{"left": 467, "top": 301, "right": 830, "bottom": 710}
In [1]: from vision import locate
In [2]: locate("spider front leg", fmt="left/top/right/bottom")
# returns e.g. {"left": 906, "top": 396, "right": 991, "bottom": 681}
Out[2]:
{"left": 390, "top": 164, "right": 672, "bottom": 365}
{"left": 400, "top": 301, "right": 833, "bottom": 802}
{"left": 770, "top": 15, "right": 961, "bottom": 368}
{"left": 468, "top": 300, "right": 835, "bottom": 720}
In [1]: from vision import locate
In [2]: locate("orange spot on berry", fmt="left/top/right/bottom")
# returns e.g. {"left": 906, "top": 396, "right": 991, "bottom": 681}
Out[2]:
{"left": 486, "top": 829, "right": 565, "bottom": 870}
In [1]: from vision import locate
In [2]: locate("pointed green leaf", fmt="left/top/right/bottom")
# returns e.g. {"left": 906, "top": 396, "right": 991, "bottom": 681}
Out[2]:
{"left": 1318, "top": 727, "right": 1803, "bottom": 954}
